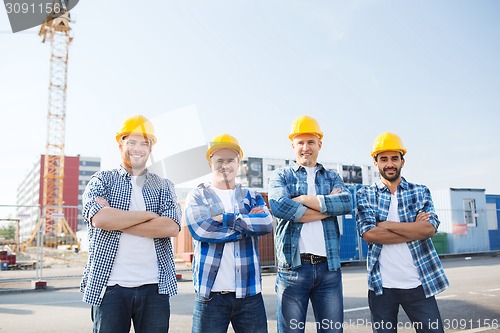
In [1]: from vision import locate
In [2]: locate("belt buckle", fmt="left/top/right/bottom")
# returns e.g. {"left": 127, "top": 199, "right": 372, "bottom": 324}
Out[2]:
{"left": 311, "top": 255, "right": 320, "bottom": 265}
{"left": 220, "top": 291, "right": 232, "bottom": 295}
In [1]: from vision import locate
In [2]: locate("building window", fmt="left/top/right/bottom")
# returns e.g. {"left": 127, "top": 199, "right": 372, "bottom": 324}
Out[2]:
{"left": 80, "top": 161, "right": 100, "bottom": 167}
{"left": 463, "top": 199, "right": 478, "bottom": 227}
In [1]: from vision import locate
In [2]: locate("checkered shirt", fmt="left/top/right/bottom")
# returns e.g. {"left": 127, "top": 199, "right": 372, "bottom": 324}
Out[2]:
{"left": 184, "top": 183, "right": 274, "bottom": 298}
{"left": 356, "top": 177, "right": 450, "bottom": 297}
{"left": 80, "top": 166, "right": 181, "bottom": 306}
{"left": 268, "top": 161, "right": 354, "bottom": 270}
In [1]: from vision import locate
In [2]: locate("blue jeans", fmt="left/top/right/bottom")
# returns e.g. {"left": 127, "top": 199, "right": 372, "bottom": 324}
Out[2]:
{"left": 92, "top": 284, "right": 170, "bottom": 333}
{"left": 276, "top": 261, "right": 344, "bottom": 333}
{"left": 368, "top": 286, "right": 444, "bottom": 333}
{"left": 192, "top": 292, "right": 268, "bottom": 333}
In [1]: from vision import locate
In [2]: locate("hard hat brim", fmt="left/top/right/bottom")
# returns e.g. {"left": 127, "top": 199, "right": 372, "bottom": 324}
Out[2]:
{"left": 206, "top": 143, "right": 243, "bottom": 162}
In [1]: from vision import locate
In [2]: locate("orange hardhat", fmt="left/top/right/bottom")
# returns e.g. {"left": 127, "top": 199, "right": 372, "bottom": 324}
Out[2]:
{"left": 289, "top": 115, "right": 323, "bottom": 141}
{"left": 370, "top": 132, "right": 407, "bottom": 158}
{"left": 206, "top": 133, "right": 243, "bottom": 162}
{"left": 115, "top": 115, "right": 157, "bottom": 145}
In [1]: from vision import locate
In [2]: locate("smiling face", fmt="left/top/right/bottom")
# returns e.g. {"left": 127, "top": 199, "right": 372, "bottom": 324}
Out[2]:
{"left": 119, "top": 133, "right": 152, "bottom": 175}
{"left": 292, "top": 133, "right": 322, "bottom": 167}
{"left": 209, "top": 148, "right": 240, "bottom": 189}
{"left": 374, "top": 151, "right": 405, "bottom": 184}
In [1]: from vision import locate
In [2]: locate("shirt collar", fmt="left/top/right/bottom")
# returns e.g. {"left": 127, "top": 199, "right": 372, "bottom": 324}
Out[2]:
{"left": 118, "top": 165, "right": 150, "bottom": 180}
{"left": 290, "top": 160, "right": 325, "bottom": 172}
{"left": 376, "top": 176, "right": 409, "bottom": 192}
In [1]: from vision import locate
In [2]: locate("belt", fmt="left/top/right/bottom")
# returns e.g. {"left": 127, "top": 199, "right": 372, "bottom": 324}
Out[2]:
{"left": 211, "top": 291, "right": 235, "bottom": 295}
{"left": 300, "top": 253, "right": 327, "bottom": 265}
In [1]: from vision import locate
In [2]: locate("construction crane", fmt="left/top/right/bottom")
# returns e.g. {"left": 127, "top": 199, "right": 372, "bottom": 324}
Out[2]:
{"left": 25, "top": 0, "right": 78, "bottom": 249}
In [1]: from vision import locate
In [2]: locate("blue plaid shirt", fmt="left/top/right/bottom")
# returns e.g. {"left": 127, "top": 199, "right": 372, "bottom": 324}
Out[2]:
{"left": 268, "top": 161, "right": 353, "bottom": 270}
{"left": 356, "top": 177, "right": 449, "bottom": 297}
{"left": 80, "top": 166, "right": 181, "bottom": 306}
{"left": 184, "top": 183, "right": 273, "bottom": 298}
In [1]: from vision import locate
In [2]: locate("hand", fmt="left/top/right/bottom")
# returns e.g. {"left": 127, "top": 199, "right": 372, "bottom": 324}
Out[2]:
{"left": 330, "top": 188, "right": 341, "bottom": 194}
{"left": 212, "top": 214, "right": 223, "bottom": 223}
{"left": 415, "top": 211, "right": 431, "bottom": 223}
{"left": 95, "top": 197, "right": 110, "bottom": 207}
{"left": 291, "top": 195, "right": 305, "bottom": 203}
{"left": 376, "top": 221, "right": 388, "bottom": 228}
{"left": 249, "top": 207, "right": 265, "bottom": 214}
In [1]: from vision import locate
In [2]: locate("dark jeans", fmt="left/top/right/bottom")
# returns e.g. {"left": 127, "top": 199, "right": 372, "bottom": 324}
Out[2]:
{"left": 276, "top": 261, "right": 344, "bottom": 333}
{"left": 368, "top": 285, "right": 444, "bottom": 333}
{"left": 92, "top": 284, "right": 170, "bottom": 333}
{"left": 192, "top": 292, "right": 268, "bottom": 333}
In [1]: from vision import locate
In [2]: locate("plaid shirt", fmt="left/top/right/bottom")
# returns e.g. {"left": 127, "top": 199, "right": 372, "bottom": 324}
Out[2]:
{"left": 184, "top": 183, "right": 273, "bottom": 298}
{"left": 80, "top": 166, "right": 181, "bottom": 306}
{"left": 356, "top": 177, "right": 449, "bottom": 297}
{"left": 268, "top": 161, "right": 353, "bottom": 270}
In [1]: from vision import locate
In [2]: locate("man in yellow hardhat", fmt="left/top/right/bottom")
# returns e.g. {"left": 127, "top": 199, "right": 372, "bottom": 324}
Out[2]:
{"left": 269, "top": 115, "right": 353, "bottom": 333}
{"left": 80, "top": 115, "right": 181, "bottom": 333}
{"left": 356, "top": 132, "right": 449, "bottom": 333}
{"left": 185, "top": 133, "right": 274, "bottom": 333}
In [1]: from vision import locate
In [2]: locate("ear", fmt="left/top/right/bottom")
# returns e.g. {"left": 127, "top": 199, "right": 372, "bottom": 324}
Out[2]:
{"left": 318, "top": 140, "right": 322, "bottom": 150}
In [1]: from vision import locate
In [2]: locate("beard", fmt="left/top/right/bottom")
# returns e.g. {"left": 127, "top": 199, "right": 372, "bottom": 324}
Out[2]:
{"left": 379, "top": 167, "right": 401, "bottom": 182}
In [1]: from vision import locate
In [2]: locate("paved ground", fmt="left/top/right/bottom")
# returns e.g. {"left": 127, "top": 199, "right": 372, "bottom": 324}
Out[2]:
{"left": 1, "top": 254, "right": 500, "bottom": 332}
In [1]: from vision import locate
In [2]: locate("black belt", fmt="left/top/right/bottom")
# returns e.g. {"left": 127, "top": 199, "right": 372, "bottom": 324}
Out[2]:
{"left": 300, "top": 253, "right": 327, "bottom": 264}
{"left": 211, "top": 291, "right": 235, "bottom": 295}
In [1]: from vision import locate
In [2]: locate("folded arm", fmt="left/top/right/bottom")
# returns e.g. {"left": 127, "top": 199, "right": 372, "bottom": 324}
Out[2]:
{"left": 185, "top": 190, "right": 241, "bottom": 243}
{"left": 122, "top": 216, "right": 180, "bottom": 238}
{"left": 92, "top": 197, "right": 179, "bottom": 238}
{"left": 292, "top": 187, "right": 352, "bottom": 223}
{"left": 376, "top": 212, "right": 436, "bottom": 240}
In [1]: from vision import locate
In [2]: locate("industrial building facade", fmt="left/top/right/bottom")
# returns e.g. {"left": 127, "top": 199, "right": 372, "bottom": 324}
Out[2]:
{"left": 15, "top": 155, "right": 100, "bottom": 243}
{"left": 236, "top": 157, "right": 379, "bottom": 192}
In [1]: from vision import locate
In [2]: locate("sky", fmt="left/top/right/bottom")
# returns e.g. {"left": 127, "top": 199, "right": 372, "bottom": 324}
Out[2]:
{"left": 1, "top": 0, "right": 499, "bottom": 210}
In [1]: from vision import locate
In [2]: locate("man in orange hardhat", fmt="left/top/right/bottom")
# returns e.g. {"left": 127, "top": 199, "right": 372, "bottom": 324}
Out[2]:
{"left": 81, "top": 115, "right": 181, "bottom": 333}
{"left": 269, "top": 115, "right": 353, "bottom": 333}
{"left": 356, "top": 132, "right": 449, "bottom": 333}
{"left": 185, "top": 133, "right": 273, "bottom": 333}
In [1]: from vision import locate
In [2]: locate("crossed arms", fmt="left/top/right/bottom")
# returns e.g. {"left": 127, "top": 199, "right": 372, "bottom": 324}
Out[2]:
{"left": 356, "top": 187, "right": 438, "bottom": 245}
{"left": 91, "top": 197, "right": 180, "bottom": 238}
{"left": 291, "top": 189, "right": 342, "bottom": 222}
{"left": 361, "top": 211, "right": 436, "bottom": 244}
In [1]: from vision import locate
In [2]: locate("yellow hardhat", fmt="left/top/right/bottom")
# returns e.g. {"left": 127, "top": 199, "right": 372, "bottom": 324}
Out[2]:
{"left": 115, "top": 115, "right": 157, "bottom": 145}
{"left": 289, "top": 115, "right": 323, "bottom": 141}
{"left": 370, "top": 132, "right": 407, "bottom": 158}
{"left": 206, "top": 133, "right": 244, "bottom": 162}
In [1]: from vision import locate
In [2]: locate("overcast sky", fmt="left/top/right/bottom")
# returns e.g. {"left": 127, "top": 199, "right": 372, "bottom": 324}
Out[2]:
{"left": 1, "top": 0, "right": 499, "bottom": 211}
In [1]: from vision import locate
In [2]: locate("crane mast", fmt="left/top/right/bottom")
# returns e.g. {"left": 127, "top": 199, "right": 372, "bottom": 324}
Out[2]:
{"left": 25, "top": 1, "right": 78, "bottom": 248}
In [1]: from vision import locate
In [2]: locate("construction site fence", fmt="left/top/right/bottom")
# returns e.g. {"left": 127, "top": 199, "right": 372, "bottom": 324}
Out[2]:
{"left": 2, "top": 204, "right": 499, "bottom": 275}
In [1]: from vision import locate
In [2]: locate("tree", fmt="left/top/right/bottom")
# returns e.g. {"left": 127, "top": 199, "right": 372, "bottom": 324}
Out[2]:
{"left": 0, "top": 225, "right": 15, "bottom": 240}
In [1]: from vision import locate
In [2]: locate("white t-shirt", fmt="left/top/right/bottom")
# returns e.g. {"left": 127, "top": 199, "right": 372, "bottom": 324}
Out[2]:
{"left": 107, "top": 175, "right": 158, "bottom": 287}
{"left": 210, "top": 187, "right": 236, "bottom": 292}
{"left": 379, "top": 191, "right": 421, "bottom": 289}
{"left": 298, "top": 166, "right": 327, "bottom": 256}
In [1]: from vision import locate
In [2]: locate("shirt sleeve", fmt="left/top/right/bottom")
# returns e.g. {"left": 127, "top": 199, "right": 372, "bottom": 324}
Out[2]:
{"left": 421, "top": 186, "right": 440, "bottom": 231}
{"left": 316, "top": 172, "right": 353, "bottom": 217}
{"left": 268, "top": 169, "right": 308, "bottom": 222}
{"left": 159, "top": 179, "right": 181, "bottom": 230}
{"left": 355, "top": 186, "right": 377, "bottom": 237}
{"left": 82, "top": 174, "right": 106, "bottom": 225}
